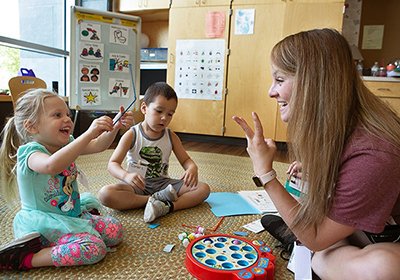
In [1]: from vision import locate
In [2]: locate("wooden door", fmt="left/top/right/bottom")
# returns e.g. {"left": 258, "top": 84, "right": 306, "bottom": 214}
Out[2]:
{"left": 273, "top": 0, "right": 345, "bottom": 141}
{"left": 167, "top": 3, "right": 231, "bottom": 135}
{"left": 224, "top": 2, "right": 286, "bottom": 139}
{"left": 283, "top": 0, "right": 344, "bottom": 36}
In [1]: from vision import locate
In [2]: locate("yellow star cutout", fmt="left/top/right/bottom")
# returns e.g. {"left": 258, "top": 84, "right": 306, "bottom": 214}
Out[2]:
{"left": 84, "top": 91, "right": 98, "bottom": 104}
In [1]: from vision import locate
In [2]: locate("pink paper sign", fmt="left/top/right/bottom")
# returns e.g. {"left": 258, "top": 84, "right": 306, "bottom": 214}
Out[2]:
{"left": 206, "top": 11, "right": 226, "bottom": 38}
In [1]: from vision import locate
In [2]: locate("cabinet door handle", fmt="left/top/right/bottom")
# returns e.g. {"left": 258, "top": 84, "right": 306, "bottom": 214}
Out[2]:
{"left": 195, "top": 0, "right": 200, "bottom": 5}
{"left": 201, "top": 0, "right": 206, "bottom": 4}
{"left": 169, "top": 53, "right": 175, "bottom": 64}
{"left": 377, "top": 88, "right": 391, "bottom": 92}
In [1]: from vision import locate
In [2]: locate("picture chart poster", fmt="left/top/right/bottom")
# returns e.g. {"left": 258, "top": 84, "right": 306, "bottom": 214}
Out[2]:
{"left": 174, "top": 39, "right": 225, "bottom": 101}
{"left": 70, "top": 6, "right": 141, "bottom": 111}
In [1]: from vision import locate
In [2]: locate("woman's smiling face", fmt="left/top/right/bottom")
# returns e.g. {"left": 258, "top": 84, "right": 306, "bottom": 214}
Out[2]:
{"left": 268, "top": 65, "right": 294, "bottom": 123}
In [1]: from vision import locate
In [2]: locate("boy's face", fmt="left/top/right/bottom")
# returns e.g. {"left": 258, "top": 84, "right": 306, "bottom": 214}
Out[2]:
{"left": 141, "top": 95, "right": 177, "bottom": 132}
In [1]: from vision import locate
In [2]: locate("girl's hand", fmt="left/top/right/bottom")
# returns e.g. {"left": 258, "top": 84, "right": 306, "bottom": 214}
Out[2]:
{"left": 287, "top": 161, "right": 303, "bottom": 179}
{"left": 232, "top": 112, "right": 276, "bottom": 175}
{"left": 87, "top": 116, "right": 114, "bottom": 138}
{"left": 113, "top": 106, "right": 134, "bottom": 130}
{"left": 123, "top": 172, "right": 145, "bottom": 190}
{"left": 181, "top": 167, "right": 198, "bottom": 189}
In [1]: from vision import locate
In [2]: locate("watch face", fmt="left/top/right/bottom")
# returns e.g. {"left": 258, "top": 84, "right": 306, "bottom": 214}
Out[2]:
{"left": 252, "top": 176, "right": 263, "bottom": 187}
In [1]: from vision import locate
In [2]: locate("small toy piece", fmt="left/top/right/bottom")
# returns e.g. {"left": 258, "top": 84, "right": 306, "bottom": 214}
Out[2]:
{"left": 163, "top": 244, "right": 175, "bottom": 253}
{"left": 233, "top": 231, "right": 249, "bottom": 237}
{"left": 196, "top": 226, "right": 205, "bottom": 235}
{"left": 182, "top": 217, "right": 224, "bottom": 232}
{"left": 178, "top": 226, "right": 206, "bottom": 247}
{"left": 179, "top": 233, "right": 190, "bottom": 248}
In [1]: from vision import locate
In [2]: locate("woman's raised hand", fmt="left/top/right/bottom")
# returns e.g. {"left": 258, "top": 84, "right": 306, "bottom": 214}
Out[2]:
{"left": 232, "top": 112, "right": 276, "bottom": 175}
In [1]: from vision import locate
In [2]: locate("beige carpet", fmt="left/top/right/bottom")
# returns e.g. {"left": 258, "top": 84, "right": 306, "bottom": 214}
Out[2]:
{"left": 0, "top": 150, "right": 293, "bottom": 279}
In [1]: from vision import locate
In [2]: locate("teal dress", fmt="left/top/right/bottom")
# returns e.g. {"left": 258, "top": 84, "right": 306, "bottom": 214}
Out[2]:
{"left": 13, "top": 138, "right": 101, "bottom": 243}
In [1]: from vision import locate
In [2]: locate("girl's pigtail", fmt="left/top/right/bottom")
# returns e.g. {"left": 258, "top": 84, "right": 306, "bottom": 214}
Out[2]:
{"left": 0, "top": 116, "right": 21, "bottom": 202}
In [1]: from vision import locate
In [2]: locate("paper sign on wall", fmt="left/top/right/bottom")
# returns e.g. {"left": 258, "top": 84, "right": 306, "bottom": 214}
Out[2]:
{"left": 362, "top": 25, "right": 384, "bottom": 50}
{"left": 235, "top": 9, "right": 255, "bottom": 35}
{"left": 206, "top": 11, "right": 226, "bottom": 38}
{"left": 174, "top": 39, "right": 225, "bottom": 101}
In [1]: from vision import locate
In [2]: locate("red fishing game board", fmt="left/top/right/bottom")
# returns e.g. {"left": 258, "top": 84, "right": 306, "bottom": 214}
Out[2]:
{"left": 185, "top": 234, "right": 276, "bottom": 280}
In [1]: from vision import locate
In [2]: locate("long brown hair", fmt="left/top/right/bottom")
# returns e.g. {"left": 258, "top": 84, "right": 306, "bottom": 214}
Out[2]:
{"left": 271, "top": 28, "right": 400, "bottom": 233}
{"left": 0, "top": 89, "right": 60, "bottom": 202}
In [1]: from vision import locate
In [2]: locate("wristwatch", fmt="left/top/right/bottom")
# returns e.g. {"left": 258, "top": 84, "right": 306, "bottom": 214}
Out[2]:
{"left": 252, "top": 169, "right": 277, "bottom": 187}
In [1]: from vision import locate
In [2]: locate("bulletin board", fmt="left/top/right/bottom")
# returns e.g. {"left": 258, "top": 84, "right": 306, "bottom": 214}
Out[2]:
{"left": 70, "top": 6, "right": 141, "bottom": 112}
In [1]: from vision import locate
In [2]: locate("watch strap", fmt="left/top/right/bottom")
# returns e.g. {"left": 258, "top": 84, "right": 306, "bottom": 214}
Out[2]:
{"left": 253, "top": 169, "right": 277, "bottom": 187}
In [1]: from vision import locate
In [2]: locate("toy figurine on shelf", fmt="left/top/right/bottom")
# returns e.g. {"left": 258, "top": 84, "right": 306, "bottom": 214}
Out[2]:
{"left": 371, "top": 61, "right": 380, "bottom": 76}
{"left": 387, "top": 60, "right": 400, "bottom": 77}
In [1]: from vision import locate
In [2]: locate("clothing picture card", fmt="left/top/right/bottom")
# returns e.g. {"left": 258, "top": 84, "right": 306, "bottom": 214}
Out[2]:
{"left": 242, "top": 219, "right": 264, "bottom": 233}
{"left": 238, "top": 190, "right": 277, "bottom": 213}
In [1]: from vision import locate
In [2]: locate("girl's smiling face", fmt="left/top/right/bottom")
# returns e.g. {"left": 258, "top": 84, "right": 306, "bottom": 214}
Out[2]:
{"left": 29, "top": 96, "right": 73, "bottom": 153}
{"left": 268, "top": 65, "right": 294, "bottom": 123}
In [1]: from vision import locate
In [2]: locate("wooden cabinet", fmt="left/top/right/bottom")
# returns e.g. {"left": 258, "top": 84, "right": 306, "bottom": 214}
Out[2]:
{"left": 224, "top": 1, "right": 286, "bottom": 139}
{"left": 117, "top": 1, "right": 170, "bottom": 49}
{"left": 125, "top": 0, "right": 345, "bottom": 140}
{"left": 171, "top": 0, "right": 231, "bottom": 8}
{"left": 224, "top": 0, "right": 344, "bottom": 139}
{"left": 273, "top": 0, "right": 345, "bottom": 141}
{"left": 364, "top": 80, "right": 400, "bottom": 116}
{"left": 119, "top": 0, "right": 171, "bottom": 11}
{"left": 166, "top": 1, "right": 232, "bottom": 135}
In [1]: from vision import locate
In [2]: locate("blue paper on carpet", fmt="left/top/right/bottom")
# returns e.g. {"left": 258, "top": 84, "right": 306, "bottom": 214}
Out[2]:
{"left": 206, "top": 191, "right": 277, "bottom": 217}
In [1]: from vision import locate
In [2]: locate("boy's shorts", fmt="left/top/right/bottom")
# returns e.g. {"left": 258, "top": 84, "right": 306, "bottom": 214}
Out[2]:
{"left": 132, "top": 177, "right": 184, "bottom": 196}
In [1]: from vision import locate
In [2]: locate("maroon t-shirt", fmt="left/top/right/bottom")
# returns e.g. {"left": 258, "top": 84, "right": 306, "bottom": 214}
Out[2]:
{"left": 328, "top": 127, "right": 400, "bottom": 233}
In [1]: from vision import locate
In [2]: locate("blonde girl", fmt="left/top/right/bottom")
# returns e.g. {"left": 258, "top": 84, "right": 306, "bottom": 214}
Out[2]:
{"left": 0, "top": 89, "right": 133, "bottom": 270}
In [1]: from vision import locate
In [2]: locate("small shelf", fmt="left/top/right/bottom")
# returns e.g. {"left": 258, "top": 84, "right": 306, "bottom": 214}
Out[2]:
{"left": 120, "top": 9, "right": 169, "bottom": 22}
{"left": 140, "top": 62, "right": 167, "bottom": 70}
{"left": 362, "top": 76, "right": 400, "bottom": 83}
{"left": 0, "top": 95, "right": 12, "bottom": 102}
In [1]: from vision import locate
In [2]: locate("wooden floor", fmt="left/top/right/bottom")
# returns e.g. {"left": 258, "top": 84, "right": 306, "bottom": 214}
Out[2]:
{"left": 111, "top": 133, "right": 289, "bottom": 163}
{"left": 182, "top": 139, "right": 249, "bottom": 157}
{"left": 180, "top": 136, "right": 289, "bottom": 164}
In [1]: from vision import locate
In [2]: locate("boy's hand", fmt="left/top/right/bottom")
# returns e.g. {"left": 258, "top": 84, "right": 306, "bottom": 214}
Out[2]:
{"left": 182, "top": 167, "right": 198, "bottom": 189}
{"left": 123, "top": 172, "right": 145, "bottom": 190}
{"left": 87, "top": 116, "right": 114, "bottom": 138}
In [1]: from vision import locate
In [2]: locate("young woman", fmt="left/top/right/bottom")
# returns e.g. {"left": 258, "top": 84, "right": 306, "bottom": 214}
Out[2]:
{"left": 233, "top": 29, "right": 400, "bottom": 279}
